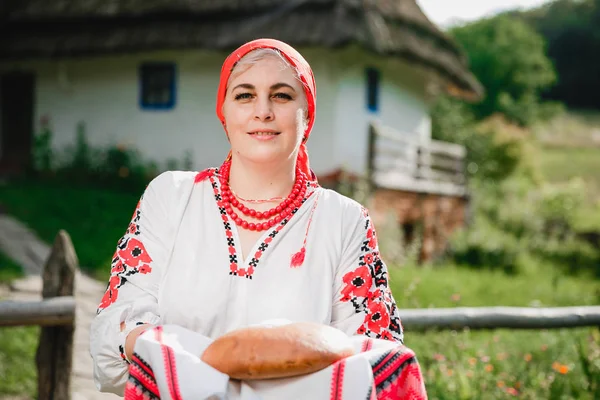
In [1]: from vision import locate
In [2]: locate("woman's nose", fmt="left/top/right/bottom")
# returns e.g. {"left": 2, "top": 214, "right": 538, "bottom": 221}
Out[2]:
{"left": 254, "top": 97, "right": 274, "bottom": 121}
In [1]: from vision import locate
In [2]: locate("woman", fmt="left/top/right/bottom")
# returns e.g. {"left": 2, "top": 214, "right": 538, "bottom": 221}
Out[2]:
{"left": 90, "top": 39, "right": 427, "bottom": 399}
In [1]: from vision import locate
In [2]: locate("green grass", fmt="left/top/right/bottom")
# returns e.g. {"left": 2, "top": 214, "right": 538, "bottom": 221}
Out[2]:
{"left": 0, "top": 180, "right": 140, "bottom": 274}
{"left": 533, "top": 110, "right": 600, "bottom": 232}
{"left": 409, "top": 328, "right": 598, "bottom": 399}
{"left": 537, "top": 147, "right": 600, "bottom": 232}
{"left": 0, "top": 252, "right": 37, "bottom": 398}
{"left": 538, "top": 147, "right": 600, "bottom": 183}
{"left": 533, "top": 109, "right": 600, "bottom": 148}
{"left": 0, "top": 327, "right": 39, "bottom": 399}
{"left": 390, "top": 263, "right": 599, "bottom": 310}
{"left": 389, "top": 263, "right": 600, "bottom": 399}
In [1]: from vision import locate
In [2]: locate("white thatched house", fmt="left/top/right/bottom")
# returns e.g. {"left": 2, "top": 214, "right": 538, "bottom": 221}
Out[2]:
{"left": 0, "top": 0, "right": 483, "bottom": 260}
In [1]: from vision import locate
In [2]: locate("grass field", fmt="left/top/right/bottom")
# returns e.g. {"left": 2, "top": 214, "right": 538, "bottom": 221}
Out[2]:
{"left": 534, "top": 111, "right": 600, "bottom": 231}
{"left": 536, "top": 147, "right": 600, "bottom": 231}
{"left": 389, "top": 263, "right": 599, "bottom": 399}
{"left": 0, "top": 326, "right": 39, "bottom": 399}
{"left": 0, "top": 252, "right": 38, "bottom": 399}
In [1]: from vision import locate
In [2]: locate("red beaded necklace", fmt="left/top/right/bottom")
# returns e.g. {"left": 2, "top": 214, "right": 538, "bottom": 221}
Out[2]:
{"left": 218, "top": 161, "right": 307, "bottom": 231}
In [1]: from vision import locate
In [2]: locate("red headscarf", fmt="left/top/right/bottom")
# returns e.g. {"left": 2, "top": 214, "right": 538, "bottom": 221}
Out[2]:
{"left": 216, "top": 39, "right": 317, "bottom": 180}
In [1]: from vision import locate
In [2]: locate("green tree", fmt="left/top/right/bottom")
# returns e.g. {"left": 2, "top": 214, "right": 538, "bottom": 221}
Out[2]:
{"left": 512, "top": 0, "right": 600, "bottom": 109}
{"left": 451, "top": 15, "right": 557, "bottom": 125}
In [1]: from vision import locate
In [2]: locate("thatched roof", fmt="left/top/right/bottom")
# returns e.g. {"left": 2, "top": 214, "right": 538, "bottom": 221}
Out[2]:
{"left": 0, "top": 0, "right": 483, "bottom": 101}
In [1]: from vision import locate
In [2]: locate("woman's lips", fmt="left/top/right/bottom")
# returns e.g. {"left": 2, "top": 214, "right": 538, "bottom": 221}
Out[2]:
{"left": 248, "top": 131, "right": 281, "bottom": 140}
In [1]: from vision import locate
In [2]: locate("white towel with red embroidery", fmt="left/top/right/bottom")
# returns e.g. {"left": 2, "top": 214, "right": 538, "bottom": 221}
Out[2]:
{"left": 124, "top": 324, "right": 426, "bottom": 400}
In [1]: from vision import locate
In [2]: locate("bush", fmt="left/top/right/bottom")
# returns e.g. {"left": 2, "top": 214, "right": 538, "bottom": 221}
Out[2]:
{"left": 449, "top": 213, "right": 524, "bottom": 274}
{"left": 26, "top": 119, "right": 196, "bottom": 194}
{"left": 31, "top": 118, "right": 54, "bottom": 175}
{"left": 447, "top": 175, "right": 599, "bottom": 275}
{"left": 432, "top": 99, "right": 598, "bottom": 275}
{"left": 431, "top": 97, "right": 523, "bottom": 183}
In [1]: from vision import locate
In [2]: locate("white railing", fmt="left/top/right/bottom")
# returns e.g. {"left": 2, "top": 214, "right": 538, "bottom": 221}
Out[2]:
{"left": 367, "top": 121, "right": 467, "bottom": 196}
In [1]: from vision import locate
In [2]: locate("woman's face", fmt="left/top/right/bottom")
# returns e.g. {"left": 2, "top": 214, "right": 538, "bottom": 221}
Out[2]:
{"left": 222, "top": 55, "right": 307, "bottom": 166}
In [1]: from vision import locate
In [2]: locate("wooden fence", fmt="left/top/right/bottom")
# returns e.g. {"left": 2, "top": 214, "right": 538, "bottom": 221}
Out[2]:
{"left": 399, "top": 305, "right": 600, "bottom": 331}
{"left": 367, "top": 121, "right": 468, "bottom": 196}
{"left": 0, "top": 230, "right": 77, "bottom": 400}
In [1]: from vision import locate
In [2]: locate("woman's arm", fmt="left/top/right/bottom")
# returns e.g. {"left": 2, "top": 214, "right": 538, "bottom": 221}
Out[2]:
{"left": 90, "top": 172, "right": 180, "bottom": 394}
{"left": 330, "top": 202, "right": 404, "bottom": 342}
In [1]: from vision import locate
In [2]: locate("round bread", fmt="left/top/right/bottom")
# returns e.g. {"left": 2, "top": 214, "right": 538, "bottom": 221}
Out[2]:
{"left": 200, "top": 322, "right": 354, "bottom": 380}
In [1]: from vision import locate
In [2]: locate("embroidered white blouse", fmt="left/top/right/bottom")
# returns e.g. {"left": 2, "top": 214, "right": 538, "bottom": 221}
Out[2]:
{"left": 89, "top": 169, "right": 404, "bottom": 396}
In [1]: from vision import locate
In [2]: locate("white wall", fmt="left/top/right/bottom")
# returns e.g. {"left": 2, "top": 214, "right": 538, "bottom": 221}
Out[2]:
{"left": 330, "top": 48, "right": 432, "bottom": 176}
{"left": 301, "top": 54, "right": 337, "bottom": 175}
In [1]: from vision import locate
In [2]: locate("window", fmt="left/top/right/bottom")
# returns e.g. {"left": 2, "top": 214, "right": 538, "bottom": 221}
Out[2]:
{"left": 139, "top": 62, "right": 176, "bottom": 110}
{"left": 366, "top": 67, "right": 380, "bottom": 112}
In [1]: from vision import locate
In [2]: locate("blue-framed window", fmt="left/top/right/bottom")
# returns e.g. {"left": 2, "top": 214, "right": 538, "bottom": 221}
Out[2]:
{"left": 139, "top": 62, "right": 176, "bottom": 110}
{"left": 366, "top": 67, "right": 380, "bottom": 113}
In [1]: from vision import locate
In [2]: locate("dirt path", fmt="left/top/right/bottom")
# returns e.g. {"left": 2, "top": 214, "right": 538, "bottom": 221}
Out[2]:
{"left": 0, "top": 215, "right": 119, "bottom": 399}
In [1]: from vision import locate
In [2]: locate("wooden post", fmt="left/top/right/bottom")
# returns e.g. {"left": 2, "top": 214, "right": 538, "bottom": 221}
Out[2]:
{"left": 416, "top": 146, "right": 423, "bottom": 181}
{"left": 35, "top": 230, "right": 77, "bottom": 400}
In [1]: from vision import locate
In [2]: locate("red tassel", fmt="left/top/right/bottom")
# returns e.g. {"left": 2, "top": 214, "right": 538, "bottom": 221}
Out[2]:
{"left": 290, "top": 247, "right": 306, "bottom": 268}
{"left": 194, "top": 169, "right": 213, "bottom": 183}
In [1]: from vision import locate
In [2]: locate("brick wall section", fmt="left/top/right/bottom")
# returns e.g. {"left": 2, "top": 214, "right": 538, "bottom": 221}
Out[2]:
{"left": 369, "top": 189, "right": 469, "bottom": 262}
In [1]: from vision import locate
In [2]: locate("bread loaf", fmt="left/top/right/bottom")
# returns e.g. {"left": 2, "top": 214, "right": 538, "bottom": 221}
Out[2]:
{"left": 200, "top": 322, "right": 354, "bottom": 380}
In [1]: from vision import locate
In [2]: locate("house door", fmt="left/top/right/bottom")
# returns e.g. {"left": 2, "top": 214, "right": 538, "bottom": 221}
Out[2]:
{"left": 0, "top": 71, "right": 35, "bottom": 175}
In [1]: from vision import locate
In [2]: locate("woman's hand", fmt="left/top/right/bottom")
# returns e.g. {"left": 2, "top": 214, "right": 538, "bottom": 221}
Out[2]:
{"left": 121, "top": 322, "right": 154, "bottom": 361}
{"left": 200, "top": 322, "right": 354, "bottom": 380}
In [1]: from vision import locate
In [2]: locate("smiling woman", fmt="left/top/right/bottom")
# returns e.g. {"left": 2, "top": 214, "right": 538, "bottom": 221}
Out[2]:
{"left": 90, "top": 39, "right": 427, "bottom": 400}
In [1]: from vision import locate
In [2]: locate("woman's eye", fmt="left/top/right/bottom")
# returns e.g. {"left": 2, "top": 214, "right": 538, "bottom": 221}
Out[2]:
{"left": 234, "top": 93, "right": 253, "bottom": 100}
{"left": 273, "top": 93, "right": 293, "bottom": 100}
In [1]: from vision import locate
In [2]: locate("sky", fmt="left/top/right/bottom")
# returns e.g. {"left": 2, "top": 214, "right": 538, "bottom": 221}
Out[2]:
{"left": 416, "top": 0, "right": 554, "bottom": 27}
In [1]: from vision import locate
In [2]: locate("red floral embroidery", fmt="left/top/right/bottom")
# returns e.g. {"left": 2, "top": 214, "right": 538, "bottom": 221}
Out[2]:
{"left": 110, "top": 254, "right": 125, "bottom": 274}
{"left": 365, "top": 300, "right": 390, "bottom": 333}
{"left": 340, "top": 208, "right": 404, "bottom": 342}
{"left": 341, "top": 265, "right": 373, "bottom": 300}
{"left": 119, "top": 238, "right": 153, "bottom": 271}
{"left": 97, "top": 198, "right": 154, "bottom": 313}
{"left": 366, "top": 226, "right": 377, "bottom": 249}
{"left": 99, "top": 275, "right": 122, "bottom": 310}
{"left": 379, "top": 330, "right": 394, "bottom": 341}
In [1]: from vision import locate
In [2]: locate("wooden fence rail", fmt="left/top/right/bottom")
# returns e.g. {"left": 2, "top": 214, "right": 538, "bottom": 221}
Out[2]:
{"left": 0, "top": 296, "right": 75, "bottom": 327}
{"left": 399, "top": 306, "right": 600, "bottom": 331}
{"left": 0, "top": 230, "right": 77, "bottom": 400}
